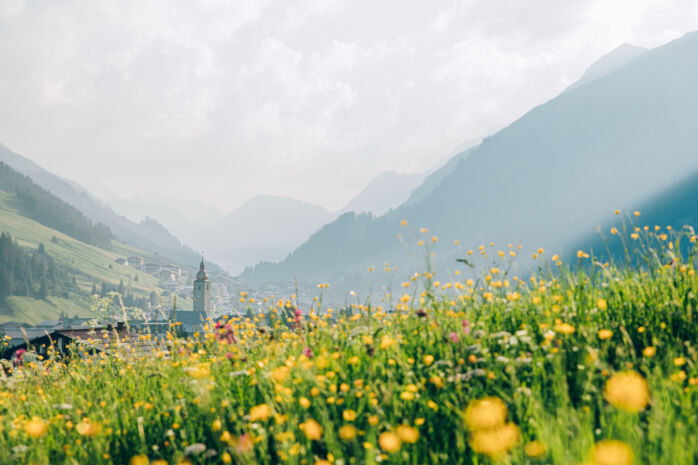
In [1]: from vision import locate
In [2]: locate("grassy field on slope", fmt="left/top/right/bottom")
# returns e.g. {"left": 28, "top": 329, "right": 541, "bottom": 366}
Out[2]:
{"left": 0, "top": 191, "right": 192, "bottom": 321}
{"left": 0, "top": 224, "right": 696, "bottom": 465}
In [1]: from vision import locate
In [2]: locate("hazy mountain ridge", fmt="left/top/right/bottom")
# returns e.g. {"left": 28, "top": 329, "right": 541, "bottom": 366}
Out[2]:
{"left": 108, "top": 170, "right": 433, "bottom": 275}
{"left": 0, "top": 144, "right": 203, "bottom": 268}
{"left": 205, "top": 195, "right": 335, "bottom": 275}
{"left": 242, "top": 31, "right": 698, "bottom": 286}
{"left": 404, "top": 144, "right": 478, "bottom": 207}
{"left": 338, "top": 172, "right": 425, "bottom": 217}
{"left": 565, "top": 43, "right": 648, "bottom": 93}
{"left": 569, "top": 169, "right": 698, "bottom": 261}
{"left": 0, "top": 162, "right": 113, "bottom": 249}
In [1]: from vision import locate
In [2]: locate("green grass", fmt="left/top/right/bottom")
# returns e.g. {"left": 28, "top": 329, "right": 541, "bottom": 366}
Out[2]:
{"left": 0, "top": 190, "right": 183, "bottom": 321}
{"left": 0, "top": 296, "right": 95, "bottom": 324}
{"left": 0, "top": 226, "right": 696, "bottom": 465}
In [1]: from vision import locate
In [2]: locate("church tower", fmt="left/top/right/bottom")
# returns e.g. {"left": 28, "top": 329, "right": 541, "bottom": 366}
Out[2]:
{"left": 193, "top": 258, "right": 210, "bottom": 315}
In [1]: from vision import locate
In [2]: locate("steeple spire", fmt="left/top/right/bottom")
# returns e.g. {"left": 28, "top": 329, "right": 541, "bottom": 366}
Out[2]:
{"left": 196, "top": 257, "right": 208, "bottom": 281}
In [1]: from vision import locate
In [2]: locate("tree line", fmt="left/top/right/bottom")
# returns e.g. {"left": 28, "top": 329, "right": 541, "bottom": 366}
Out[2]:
{"left": 0, "top": 162, "right": 112, "bottom": 250}
{"left": 0, "top": 233, "right": 64, "bottom": 300}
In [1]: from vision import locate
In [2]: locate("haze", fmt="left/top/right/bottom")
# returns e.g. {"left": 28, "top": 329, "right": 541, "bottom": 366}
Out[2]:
{"left": 1, "top": 0, "right": 697, "bottom": 212}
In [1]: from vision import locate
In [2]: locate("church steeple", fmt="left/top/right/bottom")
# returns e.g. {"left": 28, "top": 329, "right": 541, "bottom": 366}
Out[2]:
{"left": 196, "top": 257, "right": 208, "bottom": 281}
{"left": 193, "top": 257, "right": 210, "bottom": 314}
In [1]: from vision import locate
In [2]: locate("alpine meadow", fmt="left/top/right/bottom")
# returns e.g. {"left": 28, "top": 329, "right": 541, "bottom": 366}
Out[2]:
{"left": 1, "top": 2, "right": 698, "bottom": 465}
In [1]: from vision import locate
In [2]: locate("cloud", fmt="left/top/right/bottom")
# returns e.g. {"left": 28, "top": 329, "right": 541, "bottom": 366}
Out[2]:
{"left": 0, "top": 0, "right": 24, "bottom": 18}
{"left": 0, "top": 0, "right": 697, "bottom": 211}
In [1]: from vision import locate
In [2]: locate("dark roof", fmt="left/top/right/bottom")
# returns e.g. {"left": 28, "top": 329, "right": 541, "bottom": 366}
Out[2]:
{"left": 171, "top": 311, "right": 206, "bottom": 325}
{"left": 3, "top": 325, "right": 166, "bottom": 360}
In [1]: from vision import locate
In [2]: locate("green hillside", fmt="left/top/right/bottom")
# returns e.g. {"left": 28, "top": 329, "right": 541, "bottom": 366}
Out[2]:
{"left": 0, "top": 190, "right": 191, "bottom": 323}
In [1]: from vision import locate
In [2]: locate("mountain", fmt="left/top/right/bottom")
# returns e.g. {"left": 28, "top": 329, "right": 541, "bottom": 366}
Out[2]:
{"left": 0, "top": 144, "right": 203, "bottom": 267}
{"left": 569, "top": 169, "right": 698, "bottom": 262}
{"left": 242, "top": 31, "right": 698, "bottom": 287}
{"left": 0, "top": 164, "right": 192, "bottom": 323}
{"left": 404, "top": 143, "right": 479, "bottom": 207}
{"left": 339, "top": 171, "right": 425, "bottom": 216}
{"left": 565, "top": 43, "right": 647, "bottom": 93}
{"left": 0, "top": 162, "right": 112, "bottom": 249}
{"left": 106, "top": 197, "right": 213, "bottom": 250}
{"left": 207, "top": 195, "right": 336, "bottom": 275}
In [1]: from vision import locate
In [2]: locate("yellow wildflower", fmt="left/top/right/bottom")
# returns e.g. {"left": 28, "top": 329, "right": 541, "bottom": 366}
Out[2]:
{"left": 524, "top": 440, "right": 547, "bottom": 458}
{"left": 76, "top": 418, "right": 101, "bottom": 437}
{"left": 185, "top": 364, "right": 211, "bottom": 379}
{"left": 604, "top": 371, "right": 650, "bottom": 412}
{"left": 249, "top": 404, "right": 272, "bottom": 422}
{"left": 554, "top": 323, "right": 575, "bottom": 335}
{"left": 469, "top": 423, "right": 520, "bottom": 457}
{"left": 300, "top": 419, "right": 322, "bottom": 440}
{"left": 465, "top": 397, "right": 508, "bottom": 431}
{"left": 591, "top": 440, "right": 633, "bottom": 465}
{"left": 396, "top": 425, "right": 419, "bottom": 443}
{"left": 24, "top": 417, "right": 48, "bottom": 438}
{"left": 339, "top": 425, "right": 358, "bottom": 440}
{"left": 129, "top": 455, "right": 150, "bottom": 465}
{"left": 379, "top": 431, "right": 401, "bottom": 453}
{"left": 379, "top": 334, "right": 398, "bottom": 349}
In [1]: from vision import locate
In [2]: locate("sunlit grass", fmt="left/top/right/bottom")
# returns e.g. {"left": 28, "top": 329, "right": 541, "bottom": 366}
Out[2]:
{"left": 1, "top": 219, "right": 697, "bottom": 464}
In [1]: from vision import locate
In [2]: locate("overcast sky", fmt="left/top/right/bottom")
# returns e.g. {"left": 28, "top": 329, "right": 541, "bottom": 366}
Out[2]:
{"left": 1, "top": 0, "right": 697, "bottom": 213}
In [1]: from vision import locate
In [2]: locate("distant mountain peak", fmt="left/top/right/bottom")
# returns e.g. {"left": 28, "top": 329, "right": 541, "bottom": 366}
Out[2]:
{"left": 565, "top": 43, "right": 647, "bottom": 93}
{"left": 339, "top": 171, "right": 424, "bottom": 217}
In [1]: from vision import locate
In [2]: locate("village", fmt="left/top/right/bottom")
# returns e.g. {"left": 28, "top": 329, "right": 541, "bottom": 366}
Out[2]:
{"left": 0, "top": 258, "right": 319, "bottom": 363}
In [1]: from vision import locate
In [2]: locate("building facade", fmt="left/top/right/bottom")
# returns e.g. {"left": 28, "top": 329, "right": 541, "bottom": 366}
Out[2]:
{"left": 193, "top": 258, "right": 211, "bottom": 314}
{"left": 169, "top": 258, "right": 211, "bottom": 335}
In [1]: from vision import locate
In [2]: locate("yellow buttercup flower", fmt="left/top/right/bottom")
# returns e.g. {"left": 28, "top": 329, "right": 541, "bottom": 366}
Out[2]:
{"left": 469, "top": 423, "right": 520, "bottom": 457}
{"left": 185, "top": 364, "right": 211, "bottom": 379}
{"left": 342, "top": 409, "right": 357, "bottom": 421}
{"left": 380, "top": 335, "right": 398, "bottom": 350}
{"left": 642, "top": 346, "right": 656, "bottom": 357}
{"left": 591, "top": 440, "right": 633, "bottom": 465}
{"left": 24, "top": 417, "right": 48, "bottom": 438}
{"left": 339, "top": 424, "right": 358, "bottom": 440}
{"left": 604, "top": 371, "right": 650, "bottom": 412}
{"left": 554, "top": 323, "right": 575, "bottom": 335}
{"left": 379, "top": 431, "right": 401, "bottom": 452}
{"left": 249, "top": 404, "right": 272, "bottom": 422}
{"left": 271, "top": 366, "right": 290, "bottom": 383}
{"left": 396, "top": 425, "right": 419, "bottom": 443}
{"left": 300, "top": 419, "right": 322, "bottom": 440}
{"left": 76, "top": 418, "right": 101, "bottom": 437}
{"left": 129, "top": 455, "right": 150, "bottom": 465}
{"left": 598, "top": 329, "right": 613, "bottom": 340}
{"left": 465, "top": 397, "right": 508, "bottom": 431}
{"left": 524, "top": 440, "right": 547, "bottom": 458}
